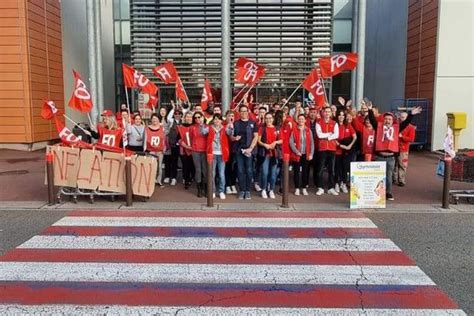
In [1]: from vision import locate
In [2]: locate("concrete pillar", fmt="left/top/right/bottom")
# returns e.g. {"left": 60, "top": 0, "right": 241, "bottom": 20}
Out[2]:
{"left": 350, "top": 0, "right": 359, "bottom": 103}
{"left": 355, "top": 0, "right": 366, "bottom": 109}
{"left": 86, "top": 0, "right": 98, "bottom": 123}
{"left": 221, "top": 0, "right": 231, "bottom": 113}
{"left": 94, "top": 0, "right": 104, "bottom": 116}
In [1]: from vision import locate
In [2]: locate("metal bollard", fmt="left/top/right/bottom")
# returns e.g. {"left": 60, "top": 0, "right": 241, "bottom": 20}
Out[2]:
{"left": 207, "top": 154, "right": 214, "bottom": 207}
{"left": 281, "top": 153, "right": 290, "bottom": 208}
{"left": 46, "top": 151, "right": 55, "bottom": 205}
{"left": 442, "top": 157, "right": 452, "bottom": 209}
{"left": 125, "top": 156, "right": 133, "bottom": 207}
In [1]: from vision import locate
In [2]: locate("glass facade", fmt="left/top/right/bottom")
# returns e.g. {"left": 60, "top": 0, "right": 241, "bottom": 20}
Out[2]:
{"left": 113, "top": 0, "right": 355, "bottom": 107}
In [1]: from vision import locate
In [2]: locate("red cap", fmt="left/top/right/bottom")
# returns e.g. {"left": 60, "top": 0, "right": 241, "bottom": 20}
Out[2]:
{"left": 101, "top": 110, "right": 114, "bottom": 117}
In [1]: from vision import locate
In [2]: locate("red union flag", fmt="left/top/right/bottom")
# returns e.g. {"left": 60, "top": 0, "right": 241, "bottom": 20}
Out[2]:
{"left": 175, "top": 75, "right": 188, "bottom": 102}
{"left": 235, "top": 57, "right": 266, "bottom": 84}
{"left": 302, "top": 69, "right": 326, "bottom": 108}
{"left": 68, "top": 70, "right": 93, "bottom": 113}
{"left": 153, "top": 61, "right": 178, "bottom": 84}
{"left": 122, "top": 64, "right": 158, "bottom": 95}
{"left": 319, "top": 53, "right": 358, "bottom": 78}
{"left": 41, "top": 100, "right": 59, "bottom": 120}
{"left": 200, "top": 79, "right": 213, "bottom": 111}
{"left": 146, "top": 94, "right": 159, "bottom": 110}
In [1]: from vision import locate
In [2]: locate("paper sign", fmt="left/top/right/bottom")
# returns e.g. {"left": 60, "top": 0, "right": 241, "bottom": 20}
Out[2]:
{"left": 350, "top": 161, "right": 386, "bottom": 209}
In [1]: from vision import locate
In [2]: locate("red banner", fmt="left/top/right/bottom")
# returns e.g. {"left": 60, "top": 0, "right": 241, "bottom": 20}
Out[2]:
{"left": 302, "top": 69, "right": 326, "bottom": 108}
{"left": 200, "top": 79, "right": 213, "bottom": 111}
{"left": 68, "top": 70, "right": 93, "bottom": 113}
{"left": 146, "top": 94, "right": 159, "bottom": 110}
{"left": 235, "top": 57, "right": 266, "bottom": 84}
{"left": 153, "top": 61, "right": 178, "bottom": 84}
{"left": 319, "top": 53, "right": 358, "bottom": 78}
{"left": 122, "top": 64, "right": 158, "bottom": 95}
{"left": 175, "top": 75, "right": 189, "bottom": 102}
{"left": 41, "top": 100, "right": 59, "bottom": 120}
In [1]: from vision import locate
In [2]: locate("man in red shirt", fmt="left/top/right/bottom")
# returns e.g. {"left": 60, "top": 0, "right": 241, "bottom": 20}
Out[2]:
{"left": 393, "top": 112, "right": 416, "bottom": 186}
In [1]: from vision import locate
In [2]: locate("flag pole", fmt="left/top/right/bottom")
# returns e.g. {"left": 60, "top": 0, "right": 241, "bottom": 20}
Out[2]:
{"left": 87, "top": 112, "right": 96, "bottom": 130}
{"left": 124, "top": 86, "right": 132, "bottom": 119}
{"left": 233, "top": 83, "right": 255, "bottom": 110}
{"left": 317, "top": 66, "right": 330, "bottom": 105}
{"left": 281, "top": 82, "right": 303, "bottom": 108}
{"left": 231, "top": 83, "right": 248, "bottom": 103}
{"left": 63, "top": 114, "right": 88, "bottom": 134}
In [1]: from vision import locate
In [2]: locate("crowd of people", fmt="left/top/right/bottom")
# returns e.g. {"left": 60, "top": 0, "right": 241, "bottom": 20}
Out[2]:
{"left": 84, "top": 97, "right": 421, "bottom": 202}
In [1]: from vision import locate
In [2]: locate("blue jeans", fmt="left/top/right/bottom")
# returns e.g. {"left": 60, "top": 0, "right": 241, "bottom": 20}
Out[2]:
{"left": 236, "top": 152, "right": 253, "bottom": 192}
{"left": 212, "top": 155, "right": 226, "bottom": 194}
{"left": 260, "top": 156, "right": 279, "bottom": 191}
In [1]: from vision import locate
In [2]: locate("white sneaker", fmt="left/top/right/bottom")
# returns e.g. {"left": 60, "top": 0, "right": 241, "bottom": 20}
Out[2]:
{"left": 231, "top": 185, "right": 238, "bottom": 194}
{"left": 226, "top": 186, "right": 232, "bottom": 194}
{"left": 328, "top": 188, "right": 339, "bottom": 196}
{"left": 163, "top": 178, "right": 170, "bottom": 184}
{"left": 269, "top": 190, "right": 276, "bottom": 199}
{"left": 170, "top": 178, "right": 177, "bottom": 186}
{"left": 254, "top": 183, "right": 262, "bottom": 192}
{"left": 316, "top": 188, "right": 324, "bottom": 196}
{"left": 219, "top": 192, "right": 226, "bottom": 200}
{"left": 261, "top": 190, "right": 268, "bottom": 199}
{"left": 294, "top": 188, "right": 300, "bottom": 196}
{"left": 341, "top": 183, "right": 348, "bottom": 194}
{"left": 335, "top": 183, "right": 340, "bottom": 193}
{"left": 302, "top": 188, "right": 308, "bottom": 196}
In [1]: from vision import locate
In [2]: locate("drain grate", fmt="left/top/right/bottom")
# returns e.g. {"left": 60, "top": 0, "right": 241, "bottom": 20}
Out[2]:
{"left": 0, "top": 170, "right": 29, "bottom": 176}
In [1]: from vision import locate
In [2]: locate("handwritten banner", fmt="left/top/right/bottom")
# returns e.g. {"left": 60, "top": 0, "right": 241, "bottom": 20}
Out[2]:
{"left": 48, "top": 146, "right": 157, "bottom": 197}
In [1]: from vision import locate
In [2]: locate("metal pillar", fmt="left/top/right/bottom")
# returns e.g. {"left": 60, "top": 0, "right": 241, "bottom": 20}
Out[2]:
{"left": 355, "top": 0, "right": 366, "bottom": 109}
{"left": 221, "top": 0, "right": 231, "bottom": 113}
{"left": 94, "top": 0, "right": 104, "bottom": 116}
{"left": 86, "top": 0, "right": 98, "bottom": 123}
{"left": 350, "top": 0, "right": 359, "bottom": 104}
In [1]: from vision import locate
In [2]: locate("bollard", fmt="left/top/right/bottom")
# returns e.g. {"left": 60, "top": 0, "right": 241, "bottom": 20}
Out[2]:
{"left": 207, "top": 154, "right": 214, "bottom": 207}
{"left": 125, "top": 156, "right": 133, "bottom": 207}
{"left": 46, "top": 151, "right": 55, "bottom": 205}
{"left": 281, "top": 153, "right": 290, "bottom": 208}
{"left": 442, "top": 157, "right": 452, "bottom": 209}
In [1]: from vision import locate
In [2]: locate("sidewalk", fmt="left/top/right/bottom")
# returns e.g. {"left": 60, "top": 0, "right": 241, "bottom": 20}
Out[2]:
{"left": 0, "top": 149, "right": 473, "bottom": 211}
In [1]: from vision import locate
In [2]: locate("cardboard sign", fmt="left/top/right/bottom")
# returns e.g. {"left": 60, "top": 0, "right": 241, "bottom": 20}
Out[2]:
{"left": 100, "top": 151, "right": 126, "bottom": 193}
{"left": 48, "top": 146, "right": 157, "bottom": 197}
{"left": 131, "top": 155, "right": 157, "bottom": 197}
{"left": 350, "top": 161, "right": 386, "bottom": 209}
{"left": 52, "top": 146, "right": 80, "bottom": 187}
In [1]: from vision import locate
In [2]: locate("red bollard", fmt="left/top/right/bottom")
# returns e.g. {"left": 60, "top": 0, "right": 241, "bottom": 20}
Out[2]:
{"left": 281, "top": 153, "right": 290, "bottom": 208}
{"left": 46, "top": 151, "right": 55, "bottom": 205}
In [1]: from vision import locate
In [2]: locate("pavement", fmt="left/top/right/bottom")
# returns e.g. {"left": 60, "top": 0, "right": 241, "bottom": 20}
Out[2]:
{"left": 0, "top": 148, "right": 473, "bottom": 210}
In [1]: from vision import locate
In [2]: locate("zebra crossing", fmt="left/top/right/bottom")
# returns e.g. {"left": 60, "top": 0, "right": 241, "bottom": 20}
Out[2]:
{"left": 0, "top": 210, "right": 465, "bottom": 315}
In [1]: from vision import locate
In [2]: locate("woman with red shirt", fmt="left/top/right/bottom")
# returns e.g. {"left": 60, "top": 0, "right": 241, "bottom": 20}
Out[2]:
{"left": 178, "top": 112, "right": 195, "bottom": 190}
{"left": 189, "top": 111, "right": 208, "bottom": 197}
{"left": 334, "top": 110, "right": 357, "bottom": 194}
{"left": 144, "top": 113, "right": 166, "bottom": 186}
{"left": 257, "top": 112, "right": 282, "bottom": 199}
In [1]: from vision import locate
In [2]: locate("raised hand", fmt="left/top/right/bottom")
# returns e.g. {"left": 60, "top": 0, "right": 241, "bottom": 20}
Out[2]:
{"left": 411, "top": 106, "right": 423, "bottom": 115}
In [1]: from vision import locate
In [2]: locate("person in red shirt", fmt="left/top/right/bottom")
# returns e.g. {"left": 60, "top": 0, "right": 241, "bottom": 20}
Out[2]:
{"left": 224, "top": 110, "right": 238, "bottom": 194}
{"left": 87, "top": 110, "right": 123, "bottom": 148}
{"left": 144, "top": 113, "right": 166, "bottom": 186}
{"left": 257, "top": 112, "right": 282, "bottom": 199}
{"left": 290, "top": 114, "right": 314, "bottom": 196}
{"left": 393, "top": 112, "right": 416, "bottom": 186}
{"left": 178, "top": 112, "right": 195, "bottom": 190}
{"left": 190, "top": 111, "right": 208, "bottom": 197}
{"left": 315, "top": 106, "right": 339, "bottom": 196}
{"left": 334, "top": 110, "right": 357, "bottom": 194}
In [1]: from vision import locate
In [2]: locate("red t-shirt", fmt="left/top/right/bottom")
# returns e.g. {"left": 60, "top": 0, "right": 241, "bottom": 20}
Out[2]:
{"left": 259, "top": 126, "right": 279, "bottom": 157}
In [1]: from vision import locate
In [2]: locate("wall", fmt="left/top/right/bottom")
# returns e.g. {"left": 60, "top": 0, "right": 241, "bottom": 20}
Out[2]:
{"left": 405, "top": 0, "right": 438, "bottom": 146}
{"left": 0, "top": 0, "right": 64, "bottom": 145}
{"left": 364, "top": 0, "right": 409, "bottom": 112}
{"left": 432, "top": 0, "right": 474, "bottom": 150}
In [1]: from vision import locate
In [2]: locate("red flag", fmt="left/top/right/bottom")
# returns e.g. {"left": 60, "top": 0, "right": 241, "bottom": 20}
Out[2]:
{"left": 54, "top": 116, "right": 92, "bottom": 148}
{"left": 146, "top": 94, "right": 159, "bottom": 110}
{"left": 200, "top": 79, "right": 213, "bottom": 111}
{"left": 68, "top": 70, "right": 93, "bottom": 113}
{"left": 153, "top": 61, "right": 178, "bottom": 84}
{"left": 319, "top": 53, "right": 358, "bottom": 78}
{"left": 302, "top": 69, "right": 326, "bottom": 109}
{"left": 175, "top": 75, "right": 189, "bottom": 102}
{"left": 41, "top": 100, "right": 59, "bottom": 120}
{"left": 122, "top": 64, "right": 136, "bottom": 88}
{"left": 235, "top": 57, "right": 266, "bottom": 84}
{"left": 122, "top": 64, "right": 158, "bottom": 95}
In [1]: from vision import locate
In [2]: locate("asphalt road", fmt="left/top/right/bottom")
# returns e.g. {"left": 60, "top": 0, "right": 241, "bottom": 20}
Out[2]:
{"left": 0, "top": 210, "right": 472, "bottom": 314}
